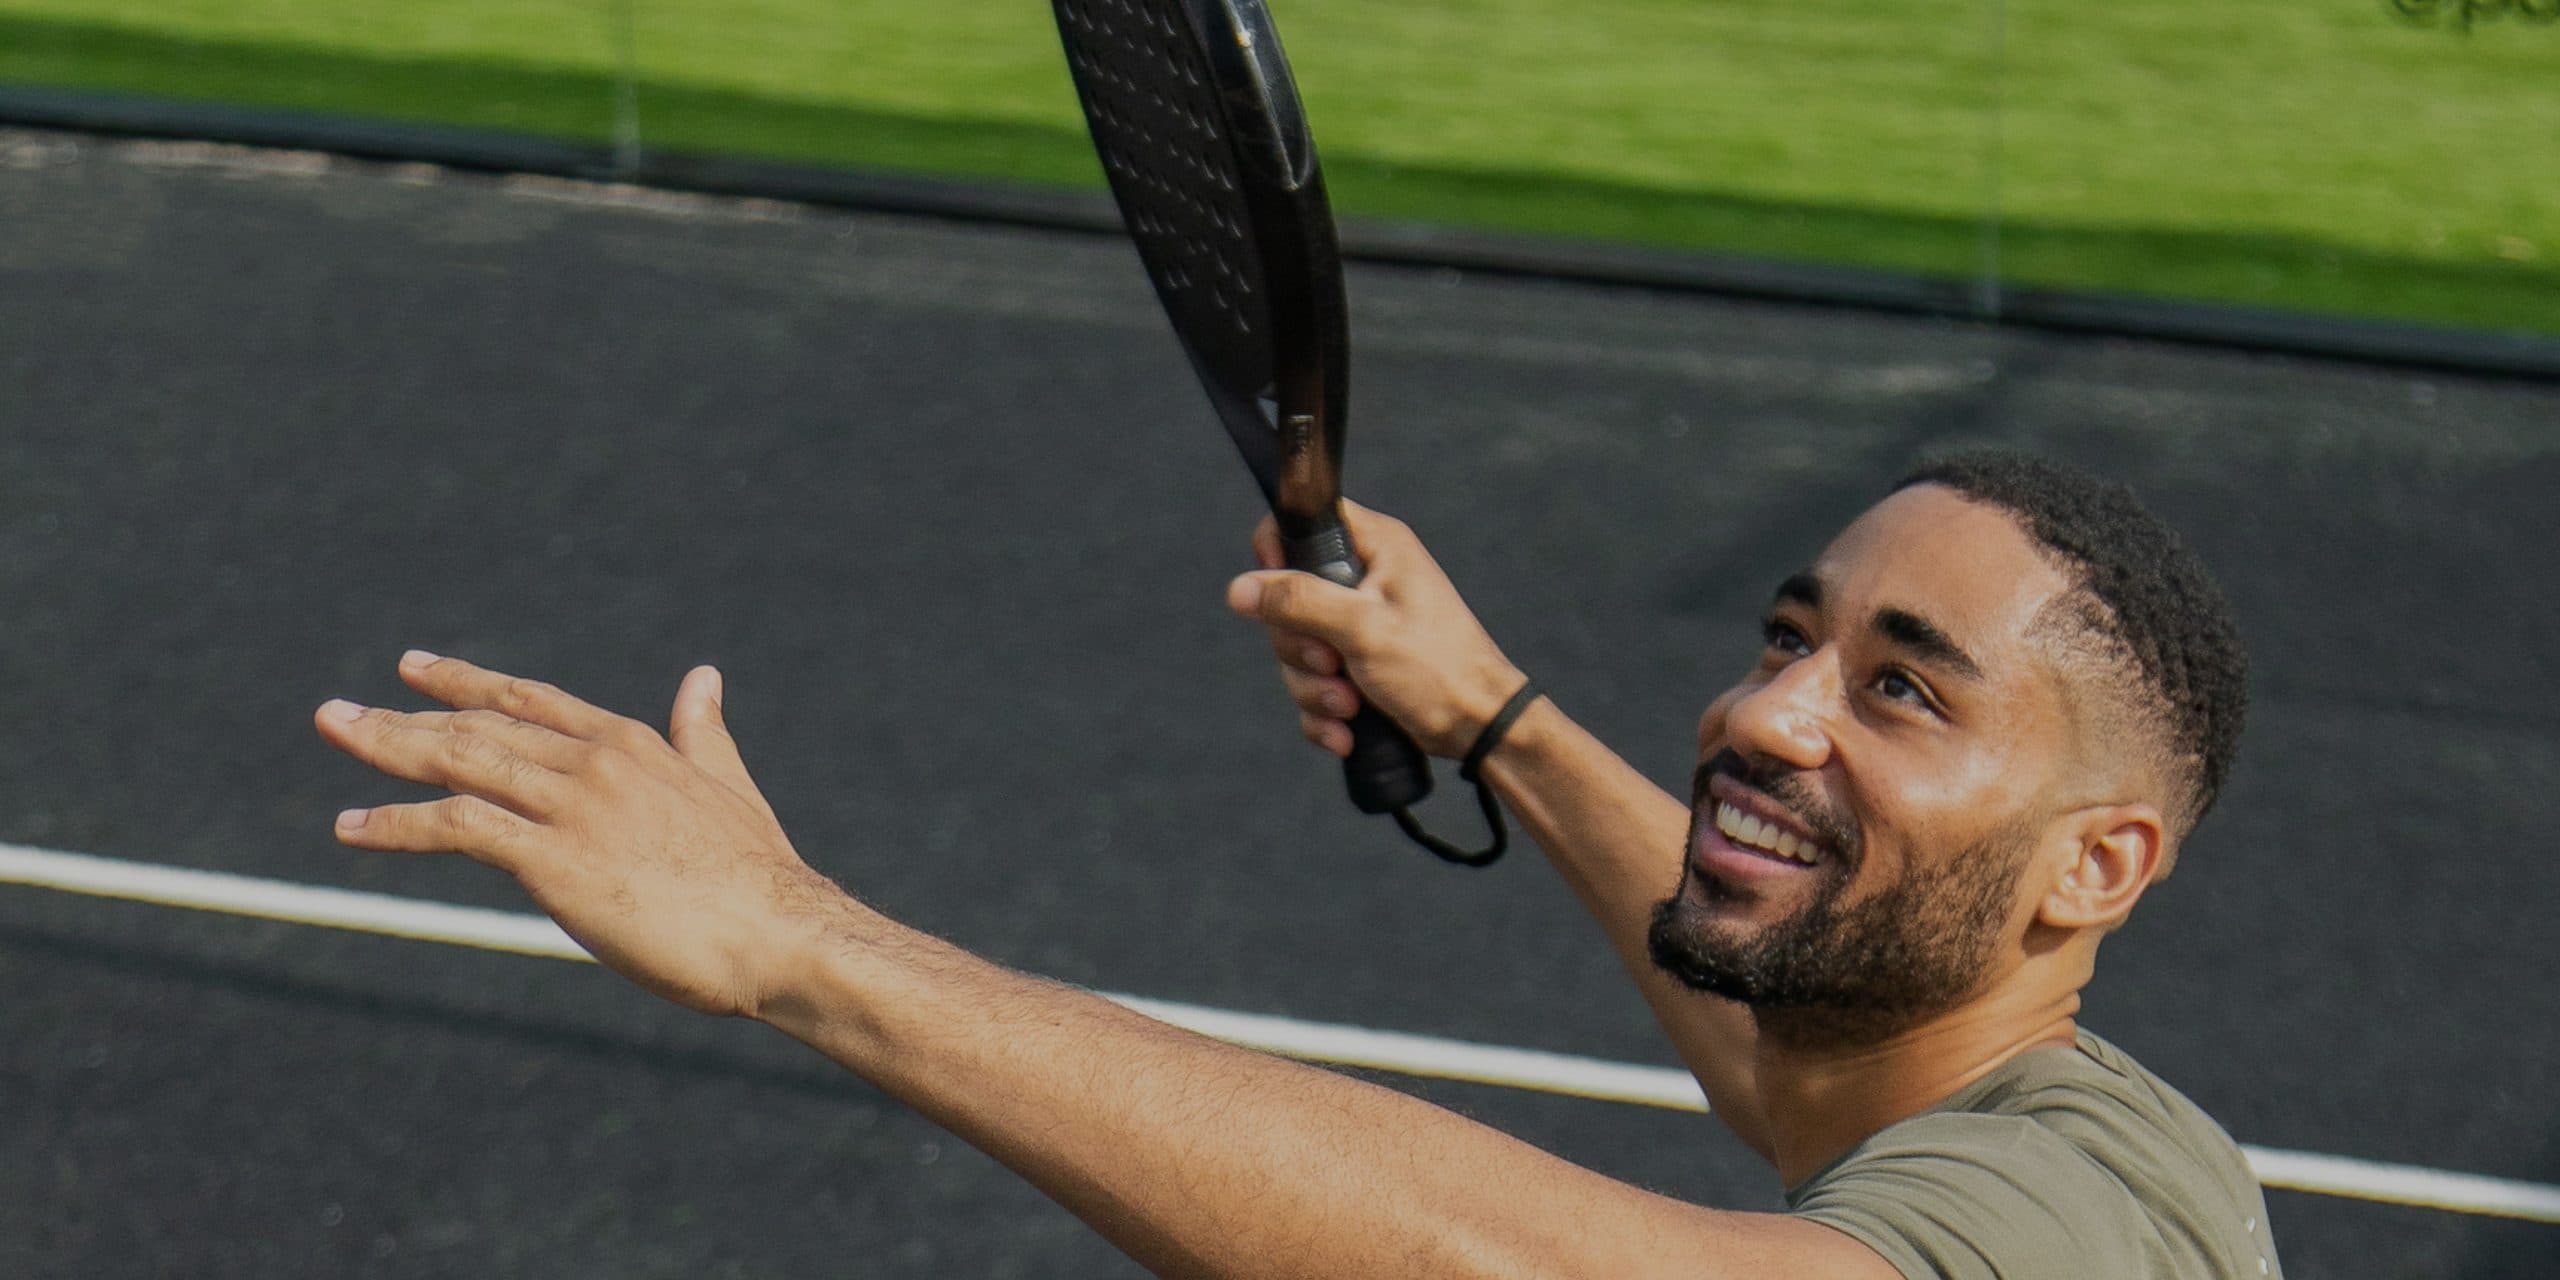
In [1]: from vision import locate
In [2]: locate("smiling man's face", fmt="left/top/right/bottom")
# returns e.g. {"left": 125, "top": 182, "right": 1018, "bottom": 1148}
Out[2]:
{"left": 1648, "top": 483, "right": 2098, "bottom": 1047}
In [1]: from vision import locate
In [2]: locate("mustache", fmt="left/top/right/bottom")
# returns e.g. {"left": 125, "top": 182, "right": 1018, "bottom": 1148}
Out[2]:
{"left": 1692, "top": 748, "right": 1860, "bottom": 861}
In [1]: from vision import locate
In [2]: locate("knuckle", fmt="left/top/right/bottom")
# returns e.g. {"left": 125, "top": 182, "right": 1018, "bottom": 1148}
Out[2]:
{"left": 453, "top": 709, "right": 511, "bottom": 736}
{"left": 1284, "top": 673, "right": 1339, "bottom": 715}
{"left": 439, "top": 732, "right": 487, "bottom": 770}
{"left": 441, "top": 732, "right": 528, "bottom": 783}
{"left": 440, "top": 796, "right": 485, "bottom": 836}
{"left": 1323, "top": 683, "right": 1358, "bottom": 717}
{"left": 445, "top": 798, "right": 518, "bottom": 851}
{"left": 584, "top": 742, "right": 638, "bottom": 782}
{"left": 455, "top": 795, "right": 519, "bottom": 838}
{"left": 1284, "top": 637, "right": 1338, "bottom": 675}
{"left": 492, "top": 749, "right": 539, "bottom": 788}
{"left": 499, "top": 677, "right": 551, "bottom": 715}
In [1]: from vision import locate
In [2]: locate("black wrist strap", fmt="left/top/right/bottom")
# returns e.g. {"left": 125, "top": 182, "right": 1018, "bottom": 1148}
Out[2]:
{"left": 1459, "top": 678, "right": 1545, "bottom": 784}
{"left": 1390, "top": 678, "right": 1543, "bottom": 868}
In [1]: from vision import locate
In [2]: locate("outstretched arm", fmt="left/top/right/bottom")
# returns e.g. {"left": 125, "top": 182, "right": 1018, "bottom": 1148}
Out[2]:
{"left": 1225, "top": 503, "right": 1775, "bottom": 1158}
{"left": 313, "top": 653, "right": 1878, "bottom": 1279}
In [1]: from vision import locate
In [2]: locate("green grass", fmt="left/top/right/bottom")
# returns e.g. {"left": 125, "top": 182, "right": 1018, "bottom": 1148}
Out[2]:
{"left": 2, "top": 0, "right": 2554, "bottom": 336}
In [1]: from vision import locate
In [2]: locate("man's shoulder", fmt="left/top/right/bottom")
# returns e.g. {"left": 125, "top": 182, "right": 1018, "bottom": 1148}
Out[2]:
{"left": 1968, "top": 1030, "right": 2263, "bottom": 1208}
{"left": 1786, "top": 1030, "right": 2282, "bottom": 1280}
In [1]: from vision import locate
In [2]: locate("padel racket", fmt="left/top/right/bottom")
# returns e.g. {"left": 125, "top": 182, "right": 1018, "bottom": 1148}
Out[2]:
{"left": 1051, "top": 0, "right": 1506, "bottom": 865}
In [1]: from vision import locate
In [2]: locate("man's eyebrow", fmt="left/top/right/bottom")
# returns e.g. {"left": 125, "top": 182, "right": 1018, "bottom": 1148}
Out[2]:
{"left": 1874, "top": 607, "right": 1984, "bottom": 682}
{"left": 1772, "top": 571, "right": 1823, "bottom": 609}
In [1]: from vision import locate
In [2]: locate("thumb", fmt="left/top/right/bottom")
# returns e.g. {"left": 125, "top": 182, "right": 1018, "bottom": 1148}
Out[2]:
{"left": 1226, "top": 569, "right": 1371, "bottom": 646}
{"left": 670, "top": 666, "right": 772, "bottom": 817}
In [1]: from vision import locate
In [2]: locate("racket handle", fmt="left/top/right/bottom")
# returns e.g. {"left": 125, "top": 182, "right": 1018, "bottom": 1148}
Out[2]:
{"left": 1282, "top": 522, "right": 1435, "bottom": 815}
{"left": 1341, "top": 704, "right": 1432, "bottom": 814}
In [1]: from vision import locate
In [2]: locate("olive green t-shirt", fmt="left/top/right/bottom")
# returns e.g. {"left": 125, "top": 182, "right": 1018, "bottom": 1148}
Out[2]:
{"left": 1785, "top": 1030, "right": 2283, "bottom": 1279}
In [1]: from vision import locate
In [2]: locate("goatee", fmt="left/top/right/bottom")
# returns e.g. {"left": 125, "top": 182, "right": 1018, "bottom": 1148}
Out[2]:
{"left": 1648, "top": 757, "right": 2028, "bottom": 1049}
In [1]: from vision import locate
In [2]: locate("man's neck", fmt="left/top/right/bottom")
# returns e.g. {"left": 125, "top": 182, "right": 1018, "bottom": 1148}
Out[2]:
{"left": 1752, "top": 980, "right": 2084, "bottom": 1188}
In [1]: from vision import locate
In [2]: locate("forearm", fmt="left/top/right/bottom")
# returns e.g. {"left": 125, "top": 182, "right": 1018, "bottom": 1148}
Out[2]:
{"left": 317, "top": 655, "right": 1878, "bottom": 1280}
{"left": 1476, "top": 700, "right": 1771, "bottom": 1155}
{"left": 1218, "top": 510, "right": 1771, "bottom": 1157}
{"left": 761, "top": 899, "right": 1752, "bottom": 1280}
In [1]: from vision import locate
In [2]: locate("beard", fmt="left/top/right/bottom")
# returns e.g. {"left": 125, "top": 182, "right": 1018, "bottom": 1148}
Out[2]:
{"left": 1646, "top": 755, "right": 2030, "bottom": 1050}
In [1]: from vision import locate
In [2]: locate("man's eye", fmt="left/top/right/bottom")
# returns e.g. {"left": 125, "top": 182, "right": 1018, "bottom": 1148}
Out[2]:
{"left": 1761, "top": 619, "right": 1813, "bottom": 657}
{"left": 1875, "top": 669, "right": 1931, "bottom": 709}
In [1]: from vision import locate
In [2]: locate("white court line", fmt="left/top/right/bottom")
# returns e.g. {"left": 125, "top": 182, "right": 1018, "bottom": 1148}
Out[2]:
{"left": 5, "top": 841, "right": 2557, "bottom": 1226}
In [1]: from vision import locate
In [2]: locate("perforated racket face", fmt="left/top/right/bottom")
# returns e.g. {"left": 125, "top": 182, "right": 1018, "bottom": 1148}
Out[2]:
{"left": 1055, "top": 0, "right": 1341, "bottom": 503}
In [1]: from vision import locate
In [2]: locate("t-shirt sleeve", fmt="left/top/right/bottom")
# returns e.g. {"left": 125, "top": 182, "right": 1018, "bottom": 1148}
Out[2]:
{"left": 1788, "top": 1112, "right": 2153, "bottom": 1280}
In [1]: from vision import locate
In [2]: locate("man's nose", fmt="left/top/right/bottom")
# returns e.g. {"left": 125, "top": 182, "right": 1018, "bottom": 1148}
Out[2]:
{"left": 1723, "top": 654, "right": 1839, "bottom": 773}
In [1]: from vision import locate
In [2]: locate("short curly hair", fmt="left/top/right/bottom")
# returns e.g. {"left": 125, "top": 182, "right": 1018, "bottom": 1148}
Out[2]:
{"left": 1895, "top": 449, "right": 2249, "bottom": 847}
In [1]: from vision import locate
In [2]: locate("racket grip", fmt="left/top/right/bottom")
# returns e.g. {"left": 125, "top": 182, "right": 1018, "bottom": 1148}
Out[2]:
{"left": 1282, "top": 521, "right": 1435, "bottom": 815}
{"left": 1341, "top": 704, "right": 1433, "bottom": 814}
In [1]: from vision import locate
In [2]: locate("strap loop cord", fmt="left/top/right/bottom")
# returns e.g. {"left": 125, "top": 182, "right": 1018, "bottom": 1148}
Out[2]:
{"left": 1391, "top": 678, "right": 1543, "bottom": 867}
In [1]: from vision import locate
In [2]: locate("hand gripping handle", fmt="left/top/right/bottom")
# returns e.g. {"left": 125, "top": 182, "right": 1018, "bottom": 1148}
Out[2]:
{"left": 1280, "top": 520, "right": 1434, "bottom": 815}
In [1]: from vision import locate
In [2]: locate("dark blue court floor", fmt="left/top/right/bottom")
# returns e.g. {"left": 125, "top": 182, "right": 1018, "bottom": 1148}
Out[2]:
{"left": 0, "top": 127, "right": 2553, "bottom": 1278}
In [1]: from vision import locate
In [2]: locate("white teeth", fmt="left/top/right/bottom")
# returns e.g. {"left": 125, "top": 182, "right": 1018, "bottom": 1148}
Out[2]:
{"left": 1712, "top": 801, "right": 1816, "bottom": 864}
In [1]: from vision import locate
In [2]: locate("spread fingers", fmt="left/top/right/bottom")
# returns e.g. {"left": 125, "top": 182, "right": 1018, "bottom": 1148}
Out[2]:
{"left": 316, "top": 700, "right": 571, "bottom": 817}
{"left": 333, "top": 795, "right": 536, "bottom": 870}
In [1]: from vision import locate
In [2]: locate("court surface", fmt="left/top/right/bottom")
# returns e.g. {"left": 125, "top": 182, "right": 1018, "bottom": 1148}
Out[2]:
{"left": 0, "top": 128, "right": 2554, "bottom": 1278}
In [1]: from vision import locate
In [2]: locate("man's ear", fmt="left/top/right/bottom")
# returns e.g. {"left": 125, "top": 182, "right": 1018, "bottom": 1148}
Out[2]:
{"left": 2037, "top": 804, "right": 2165, "bottom": 932}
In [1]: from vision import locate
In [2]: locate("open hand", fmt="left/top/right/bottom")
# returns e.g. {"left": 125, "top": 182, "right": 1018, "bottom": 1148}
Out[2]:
{"left": 314, "top": 651, "right": 849, "bottom": 1020}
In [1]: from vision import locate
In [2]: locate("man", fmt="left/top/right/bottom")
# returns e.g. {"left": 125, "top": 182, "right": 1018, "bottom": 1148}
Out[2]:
{"left": 315, "top": 448, "right": 2280, "bottom": 1277}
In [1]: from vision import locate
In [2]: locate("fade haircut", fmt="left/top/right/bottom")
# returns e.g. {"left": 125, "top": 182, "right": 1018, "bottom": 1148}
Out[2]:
{"left": 1894, "top": 450, "right": 2248, "bottom": 849}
